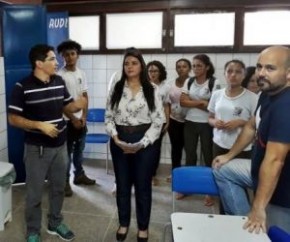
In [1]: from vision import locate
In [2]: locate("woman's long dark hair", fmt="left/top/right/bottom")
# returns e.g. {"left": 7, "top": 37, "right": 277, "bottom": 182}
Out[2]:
{"left": 110, "top": 47, "right": 155, "bottom": 112}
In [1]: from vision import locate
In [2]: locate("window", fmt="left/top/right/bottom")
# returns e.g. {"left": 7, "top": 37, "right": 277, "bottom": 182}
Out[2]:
{"left": 244, "top": 10, "right": 290, "bottom": 46}
{"left": 69, "top": 16, "right": 100, "bottom": 50}
{"left": 46, "top": 0, "right": 290, "bottom": 53}
{"left": 174, "top": 12, "right": 235, "bottom": 47}
{"left": 106, "top": 12, "right": 163, "bottom": 49}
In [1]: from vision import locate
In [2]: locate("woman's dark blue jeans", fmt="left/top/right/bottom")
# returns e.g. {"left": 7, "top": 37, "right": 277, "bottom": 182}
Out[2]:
{"left": 110, "top": 126, "right": 158, "bottom": 230}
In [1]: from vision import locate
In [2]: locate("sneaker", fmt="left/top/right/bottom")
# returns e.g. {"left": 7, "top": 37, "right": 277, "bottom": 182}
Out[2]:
{"left": 64, "top": 182, "right": 73, "bottom": 197}
{"left": 73, "top": 174, "right": 96, "bottom": 185}
{"left": 27, "top": 234, "right": 41, "bottom": 242}
{"left": 47, "top": 223, "right": 75, "bottom": 241}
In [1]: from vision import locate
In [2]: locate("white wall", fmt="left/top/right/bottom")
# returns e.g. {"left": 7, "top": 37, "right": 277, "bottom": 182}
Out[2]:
{"left": 81, "top": 52, "right": 259, "bottom": 164}
{"left": 0, "top": 57, "right": 8, "bottom": 162}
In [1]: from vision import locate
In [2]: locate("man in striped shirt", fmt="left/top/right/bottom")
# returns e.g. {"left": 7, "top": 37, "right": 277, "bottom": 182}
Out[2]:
{"left": 8, "top": 44, "right": 87, "bottom": 242}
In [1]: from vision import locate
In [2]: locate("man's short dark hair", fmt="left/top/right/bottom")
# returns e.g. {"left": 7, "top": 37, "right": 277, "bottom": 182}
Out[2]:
{"left": 29, "top": 44, "right": 54, "bottom": 70}
{"left": 57, "top": 40, "right": 82, "bottom": 54}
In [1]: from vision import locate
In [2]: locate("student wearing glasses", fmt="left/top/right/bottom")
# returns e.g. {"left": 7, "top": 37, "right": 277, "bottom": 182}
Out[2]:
{"left": 147, "top": 60, "right": 170, "bottom": 186}
{"left": 8, "top": 44, "right": 87, "bottom": 242}
{"left": 180, "top": 54, "right": 221, "bottom": 205}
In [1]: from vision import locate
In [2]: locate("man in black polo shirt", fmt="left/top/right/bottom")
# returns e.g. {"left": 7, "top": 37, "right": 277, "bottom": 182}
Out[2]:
{"left": 8, "top": 44, "right": 87, "bottom": 242}
{"left": 212, "top": 46, "right": 290, "bottom": 234}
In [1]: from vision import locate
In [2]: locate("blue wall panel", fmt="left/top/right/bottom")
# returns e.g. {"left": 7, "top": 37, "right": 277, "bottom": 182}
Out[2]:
{"left": 3, "top": 5, "right": 47, "bottom": 183}
{"left": 3, "top": 6, "right": 47, "bottom": 68}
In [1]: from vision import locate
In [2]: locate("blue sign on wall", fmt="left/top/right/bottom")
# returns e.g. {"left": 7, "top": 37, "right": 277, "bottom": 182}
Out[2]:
{"left": 47, "top": 12, "right": 69, "bottom": 68}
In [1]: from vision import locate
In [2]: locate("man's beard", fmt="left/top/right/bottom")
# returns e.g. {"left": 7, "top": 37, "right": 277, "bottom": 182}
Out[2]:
{"left": 257, "top": 77, "right": 285, "bottom": 94}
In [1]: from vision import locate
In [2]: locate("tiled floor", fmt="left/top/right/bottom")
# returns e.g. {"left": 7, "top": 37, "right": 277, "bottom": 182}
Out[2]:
{"left": 0, "top": 160, "right": 219, "bottom": 242}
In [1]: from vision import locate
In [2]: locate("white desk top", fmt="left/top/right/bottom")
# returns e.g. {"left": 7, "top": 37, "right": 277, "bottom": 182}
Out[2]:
{"left": 171, "top": 212, "right": 271, "bottom": 242}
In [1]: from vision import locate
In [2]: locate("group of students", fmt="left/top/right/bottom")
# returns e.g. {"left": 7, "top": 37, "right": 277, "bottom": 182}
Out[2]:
{"left": 145, "top": 54, "right": 260, "bottom": 206}
{"left": 106, "top": 46, "right": 290, "bottom": 242}
{"left": 105, "top": 48, "right": 263, "bottom": 241}
{"left": 7, "top": 42, "right": 290, "bottom": 242}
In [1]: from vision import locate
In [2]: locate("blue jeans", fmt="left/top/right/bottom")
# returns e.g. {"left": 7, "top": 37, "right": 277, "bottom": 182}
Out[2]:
{"left": 110, "top": 125, "right": 158, "bottom": 230}
{"left": 66, "top": 121, "right": 87, "bottom": 180}
{"left": 213, "top": 158, "right": 290, "bottom": 232}
{"left": 213, "top": 158, "right": 252, "bottom": 215}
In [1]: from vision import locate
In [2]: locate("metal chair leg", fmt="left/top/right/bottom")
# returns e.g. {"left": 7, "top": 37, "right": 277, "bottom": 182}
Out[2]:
{"left": 161, "top": 222, "right": 172, "bottom": 242}
{"left": 172, "top": 192, "right": 176, "bottom": 212}
{"left": 106, "top": 142, "right": 109, "bottom": 174}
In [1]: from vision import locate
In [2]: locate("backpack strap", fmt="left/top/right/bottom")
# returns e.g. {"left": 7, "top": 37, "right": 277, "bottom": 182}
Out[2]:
{"left": 188, "top": 76, "right": 216, "bottom": 92}
{"left": 187, "top": 77, "right": 195, "bottom": 90}
{"left": 208, "top": 77, "right": 216, "bottom": 92}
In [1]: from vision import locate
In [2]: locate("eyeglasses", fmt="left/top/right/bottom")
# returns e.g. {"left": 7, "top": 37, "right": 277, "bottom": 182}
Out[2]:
{"left": 44, "top": 57, "right": 57, "bottom": 62}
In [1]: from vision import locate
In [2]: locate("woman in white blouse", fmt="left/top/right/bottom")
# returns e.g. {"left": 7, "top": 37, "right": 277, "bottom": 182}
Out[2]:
{"left": 105, "top": 47, "right": 165, "bottom": 242}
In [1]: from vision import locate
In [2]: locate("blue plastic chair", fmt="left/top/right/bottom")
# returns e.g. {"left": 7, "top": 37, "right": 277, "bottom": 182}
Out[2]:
{"left": 85, "top": 108, "right": 110, "bottom": 174}
{"left": 172, "top": 166, "right": 219, "bottom": 212}
{"left": 161, "top": 166, "right": 220, "bottom": 242}
{"left": 268, "top": 226, "right": 290, "bottom": 242}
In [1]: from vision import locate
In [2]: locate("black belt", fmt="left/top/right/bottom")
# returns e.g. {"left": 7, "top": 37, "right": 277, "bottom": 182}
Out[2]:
{"left": 116, "top": 124, "right": 150, "bottom": 134}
